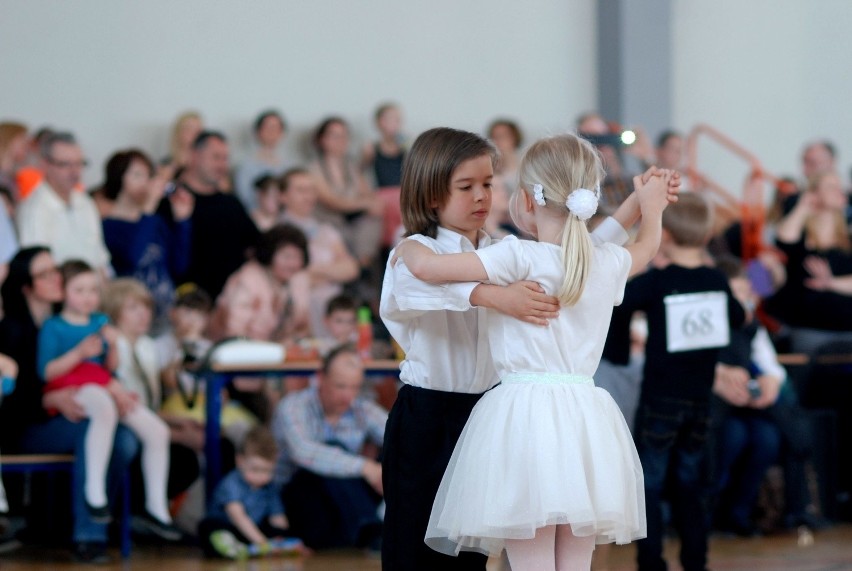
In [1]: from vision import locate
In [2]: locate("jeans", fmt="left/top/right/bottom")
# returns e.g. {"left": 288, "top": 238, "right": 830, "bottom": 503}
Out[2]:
{"left": 19, "top": 416, "right": 140, "bottom": 543}
{"left": 634, "top": 396, "right": 710, "bottom": 571}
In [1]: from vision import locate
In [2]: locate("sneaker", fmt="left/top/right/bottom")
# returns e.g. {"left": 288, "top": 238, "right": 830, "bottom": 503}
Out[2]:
{"left": 73, "top": 541, "right": 112, "bottom": 564}
{"left": 210, "top": 530, "right": 248, "bottom": 560}
{"left": 132, "top": 512, "right": 183, "bottom": 542}
{"left": 84, "top": 500, "right": 112, "bottom": 524}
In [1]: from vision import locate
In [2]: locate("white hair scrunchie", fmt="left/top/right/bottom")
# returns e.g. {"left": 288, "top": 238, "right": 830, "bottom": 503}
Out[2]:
{"left": 565, "top": 188, "right": 599, "bottom": 221}
{"left": 532, "top": 183, "right": 546, "bottom": 206}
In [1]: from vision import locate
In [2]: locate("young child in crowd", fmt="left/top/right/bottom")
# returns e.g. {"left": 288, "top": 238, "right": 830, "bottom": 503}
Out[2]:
{"left": 36, "top": 260, "right": 177, "bottom": 534}
{"left": 395, "top": 134, "right": 673, "bottom": 570}
{"left": 617, "top": 193, "right": 746, "bottom": 571}
{"left": 199, "top": 426, "right": 304, "bottom": 560}
{"left": 380, "top": 127, "right": 672, "bottom": 571}
{"left": 157, "top": 285, "right": 256, "bottom": 452}
{"left": 316, "top": 294, "right": 358, "bottom": 357}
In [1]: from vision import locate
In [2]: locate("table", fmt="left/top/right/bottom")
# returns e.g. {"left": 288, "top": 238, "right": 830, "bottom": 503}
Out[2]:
{"left": 202, "top": 359, "right": 401, "bottom": 499}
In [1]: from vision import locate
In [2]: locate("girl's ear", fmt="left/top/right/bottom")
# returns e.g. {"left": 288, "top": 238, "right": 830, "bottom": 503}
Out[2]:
{"left": 521, "top": 189, "right": 535, "bottom": 213}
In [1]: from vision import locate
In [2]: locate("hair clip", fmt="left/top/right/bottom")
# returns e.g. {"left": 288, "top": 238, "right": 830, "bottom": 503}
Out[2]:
{"left": 532, "top": 183, "right": 546, "bottom": 206}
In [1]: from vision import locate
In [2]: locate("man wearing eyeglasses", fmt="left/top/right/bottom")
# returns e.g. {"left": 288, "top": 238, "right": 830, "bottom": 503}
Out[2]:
{"left": 15, "top": 132, "right": 111, "bottom": 275}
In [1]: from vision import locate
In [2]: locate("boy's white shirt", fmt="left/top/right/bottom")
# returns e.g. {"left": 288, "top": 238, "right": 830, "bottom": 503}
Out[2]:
{"left": 380, "top": 216, "right": 629, "bottom": 394}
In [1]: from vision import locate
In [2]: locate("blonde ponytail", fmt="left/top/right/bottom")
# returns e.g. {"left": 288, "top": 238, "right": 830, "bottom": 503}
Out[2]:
{"left": 558, "top": 215, "right": 593, "bottom": 305}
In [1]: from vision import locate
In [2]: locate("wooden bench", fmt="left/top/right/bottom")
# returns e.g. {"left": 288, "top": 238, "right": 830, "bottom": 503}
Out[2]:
{"left": 1, "top": 454, "right": 131, "bottom": 558}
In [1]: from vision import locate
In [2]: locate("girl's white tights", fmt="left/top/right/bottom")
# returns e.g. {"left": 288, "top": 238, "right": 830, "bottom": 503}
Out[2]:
{"left": 505, "top": 524, "right": 596, "bottom": 571}
{"left": 75, "top": 384, "right": 172, "bottom": 522}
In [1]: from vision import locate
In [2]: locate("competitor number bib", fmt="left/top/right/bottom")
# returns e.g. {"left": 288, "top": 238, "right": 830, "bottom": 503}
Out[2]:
{"left": 664, "top": 291, "right": 730, "bottom": 353}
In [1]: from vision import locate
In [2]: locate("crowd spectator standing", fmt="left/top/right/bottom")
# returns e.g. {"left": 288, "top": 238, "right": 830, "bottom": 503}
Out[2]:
{"left": 16, "top": 132, "right": 111, "bottom": 275}
{"left": 156, "top": 131, "right": 260, "bottom": 299}
{"left": 272, "top": 345, "right": 385, "bottom": 551}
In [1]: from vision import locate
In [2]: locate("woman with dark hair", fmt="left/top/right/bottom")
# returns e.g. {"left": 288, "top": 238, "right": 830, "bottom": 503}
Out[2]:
{"left": 308, "top": 117, "right": 384, "bottom": 272}
{"left": 208, "top": 223, "right": 312, "bottom": 344}
{"left": 234, "top": 110, "right": 292, "bottom": 211}
{"left": 0, "top": 247, "right": 141, "bottom": 563}
{"left": 101, "top": 148, "right": 194, "bottom": 333}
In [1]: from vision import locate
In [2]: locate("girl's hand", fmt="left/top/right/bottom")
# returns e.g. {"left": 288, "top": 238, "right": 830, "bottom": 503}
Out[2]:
{"left": 169, "top": 187, "right": 195, "bottom": 221}
{"left": 639, "top": 166, "right": 680, "bottom": 205}
{"left": 635, "top": 170, "right": 671, "bottom": 216}
{"left": 803, "top": 256, "right": 833, "bottom": 291}
{"left": 77, "top": 334, "right": 105, "bottom": 360}
{"left": 43, "top": 388, "right": 87, "bottom": 422}
{"left": 390, "top": 239, "right": 431, "bottom": 269}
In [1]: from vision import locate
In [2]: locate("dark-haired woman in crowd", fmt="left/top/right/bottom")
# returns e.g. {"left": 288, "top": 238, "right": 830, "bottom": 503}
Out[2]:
{"left": 0, "top": 247, "right": 140, "bottom": 563}
{"left": 235, "top": 110, "right": 292, "bottom": 211}
{"left": 309, "top": 117, "right": 384, "bottom": 271}
{"left": 101, "top": 149, "right": 194, "bottom": 333}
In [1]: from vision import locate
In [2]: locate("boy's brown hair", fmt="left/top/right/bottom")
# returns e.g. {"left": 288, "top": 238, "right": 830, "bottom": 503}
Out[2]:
{"left": 239, "top": 426, "right": 278, "bottom": 462}
{"left": 101, "top": 278, "right": 154, "bottom": 323}
{"left": 662, "top": 192, "right": 713, "bottom": 247}
{"left": 59, "top": 259, "right": 95, "bottom": 287}
{"left": 400, "top": 127, "right": 496, "bottom": 239}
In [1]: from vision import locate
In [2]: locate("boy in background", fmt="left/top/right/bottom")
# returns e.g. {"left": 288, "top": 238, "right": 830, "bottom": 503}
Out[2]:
{"left": 199, "top": 426, "right": 303, "bottom": 559}
{"left": 620, "top": 193, "right": 746, "bottom": 571}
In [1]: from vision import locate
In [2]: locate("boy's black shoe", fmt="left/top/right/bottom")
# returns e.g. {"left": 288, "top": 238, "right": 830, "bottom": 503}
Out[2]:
{"left": 84, "top": 500, "right": 112, "bottom": 524}
{"left": 73, "top": 541, "right": 112, "bottom": 564}
{"left": 132, "top": 512, "right": 182, "bottom": 541}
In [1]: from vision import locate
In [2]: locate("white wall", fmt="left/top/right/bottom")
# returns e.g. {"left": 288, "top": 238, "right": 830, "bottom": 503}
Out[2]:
{"left": 672, "top": 0, "right": 852, "bottom": 196}
{"left": 0, "top": 0, "right": 596, "bottom": 187}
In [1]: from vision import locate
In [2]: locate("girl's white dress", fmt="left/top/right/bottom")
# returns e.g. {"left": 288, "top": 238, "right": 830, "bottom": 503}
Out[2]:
{"left": 424, "top": 236, "right": 646, "bottom": 556}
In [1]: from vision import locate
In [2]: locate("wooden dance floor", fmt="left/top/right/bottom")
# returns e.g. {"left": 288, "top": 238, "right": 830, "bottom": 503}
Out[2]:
{"left": 2, "top": 524, "right": 852, "bottom": 570}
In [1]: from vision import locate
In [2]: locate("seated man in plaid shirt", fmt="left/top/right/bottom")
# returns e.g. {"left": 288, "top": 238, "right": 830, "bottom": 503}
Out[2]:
{"left": 271, "top": 344, "right": 386, "bottom": 550}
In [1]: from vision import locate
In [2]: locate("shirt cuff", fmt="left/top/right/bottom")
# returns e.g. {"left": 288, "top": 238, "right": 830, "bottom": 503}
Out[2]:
{"left": 447, "top": 282, "right": 477, "bottom": 309}
{"left": 591, "top": 217, "right": 629, "bottom": 246}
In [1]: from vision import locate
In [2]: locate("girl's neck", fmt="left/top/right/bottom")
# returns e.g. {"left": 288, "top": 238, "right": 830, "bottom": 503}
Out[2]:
{"left": 110, "top": 194, "right": 144, "bottom": 220}
{"left": 61, "top": 308, "right": 91, "bottom": 325}
{"left": 257, "top": 145, "right": 279, "bottom": 163}
{"left": 534, "top": 212, "right": 567, "bottom": 245}
{"left": 379, "top": 135, "right": 400, "bottom": 154}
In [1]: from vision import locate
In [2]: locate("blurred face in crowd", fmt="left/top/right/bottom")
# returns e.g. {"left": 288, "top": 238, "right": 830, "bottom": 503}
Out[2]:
{"left": 256, "top": 182, "right": 282, "bottom": 216}
{"left": 319, "top": 121, "right": 349, "bottom": 158}
{"left": 116, "top": 296, "right": 153, "bottom": 338}
{"left": 178, "top": 116, "right": 204, "bottom": 148}
{"left": 63, "top": 271, "right": 100, "bottom": 317}
{"left": 237, "top": 454, "right": 275, "bottom": 489}
{"left": 813, "top": 172, "right": 846, "bottom": 211}
{"left": 26, "top": 251, "right": 63, "bottom": 305}
{"left": 170, "top": 306, "right": 208, "bottom": 339}
{"left": 269, "top": 243, "right": 305, "bottom": 285}
{"left": 489, "top": 123, "right": 518, "bottom": 156}
{"left": 802, "top": 143, "right": 835, "bottom": 179}
{"left": 43, "top": 141, "right": 85, "bottom": 198}
{"left": 191, "top": 137, "right": 230, "bottom": 188}
{"left": 6, "top": 132, "right": 29, "bottom": 167}
{"left": 257, "top": 115, "right": 285, "bottom": 149}
{"left": 280, "top": 172, "right": 318, "bottom": 218}
{"left": 318, "top": 351, "right": 365, "bottom": 417}
{"left": 656, "top": 135, "right": 684, "bottom": 170}
{"left": 325, "top": 309, "right": 357, "bottom": 344}
{"left": 122, "top": 158, "right": 154, "bottom": 203}
{"left": 377, "top": 107, "right": 402, "bottom": 139}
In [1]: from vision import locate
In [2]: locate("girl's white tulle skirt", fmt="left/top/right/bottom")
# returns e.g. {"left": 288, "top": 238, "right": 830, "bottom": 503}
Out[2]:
{"left": 424, "top": 375, "right": 646, "bottom": 557}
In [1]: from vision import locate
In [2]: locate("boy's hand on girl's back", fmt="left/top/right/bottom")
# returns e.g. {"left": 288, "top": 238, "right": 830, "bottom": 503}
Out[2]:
{"left": 502, "top": 281, "right": 560, "bottom": 326}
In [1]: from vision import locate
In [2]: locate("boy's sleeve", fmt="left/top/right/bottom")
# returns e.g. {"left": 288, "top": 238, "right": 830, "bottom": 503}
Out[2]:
{"left": 473, "top": 237, "right": 528, "bottom": 286}
{"left": 591, "top": 217, "right": 630, "bottom": 247}
{"left": 268, "top": 485, "right": 286, "bottom": 517}
{"left": 724, "top": 281, "right": 747, "bottom": 330}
